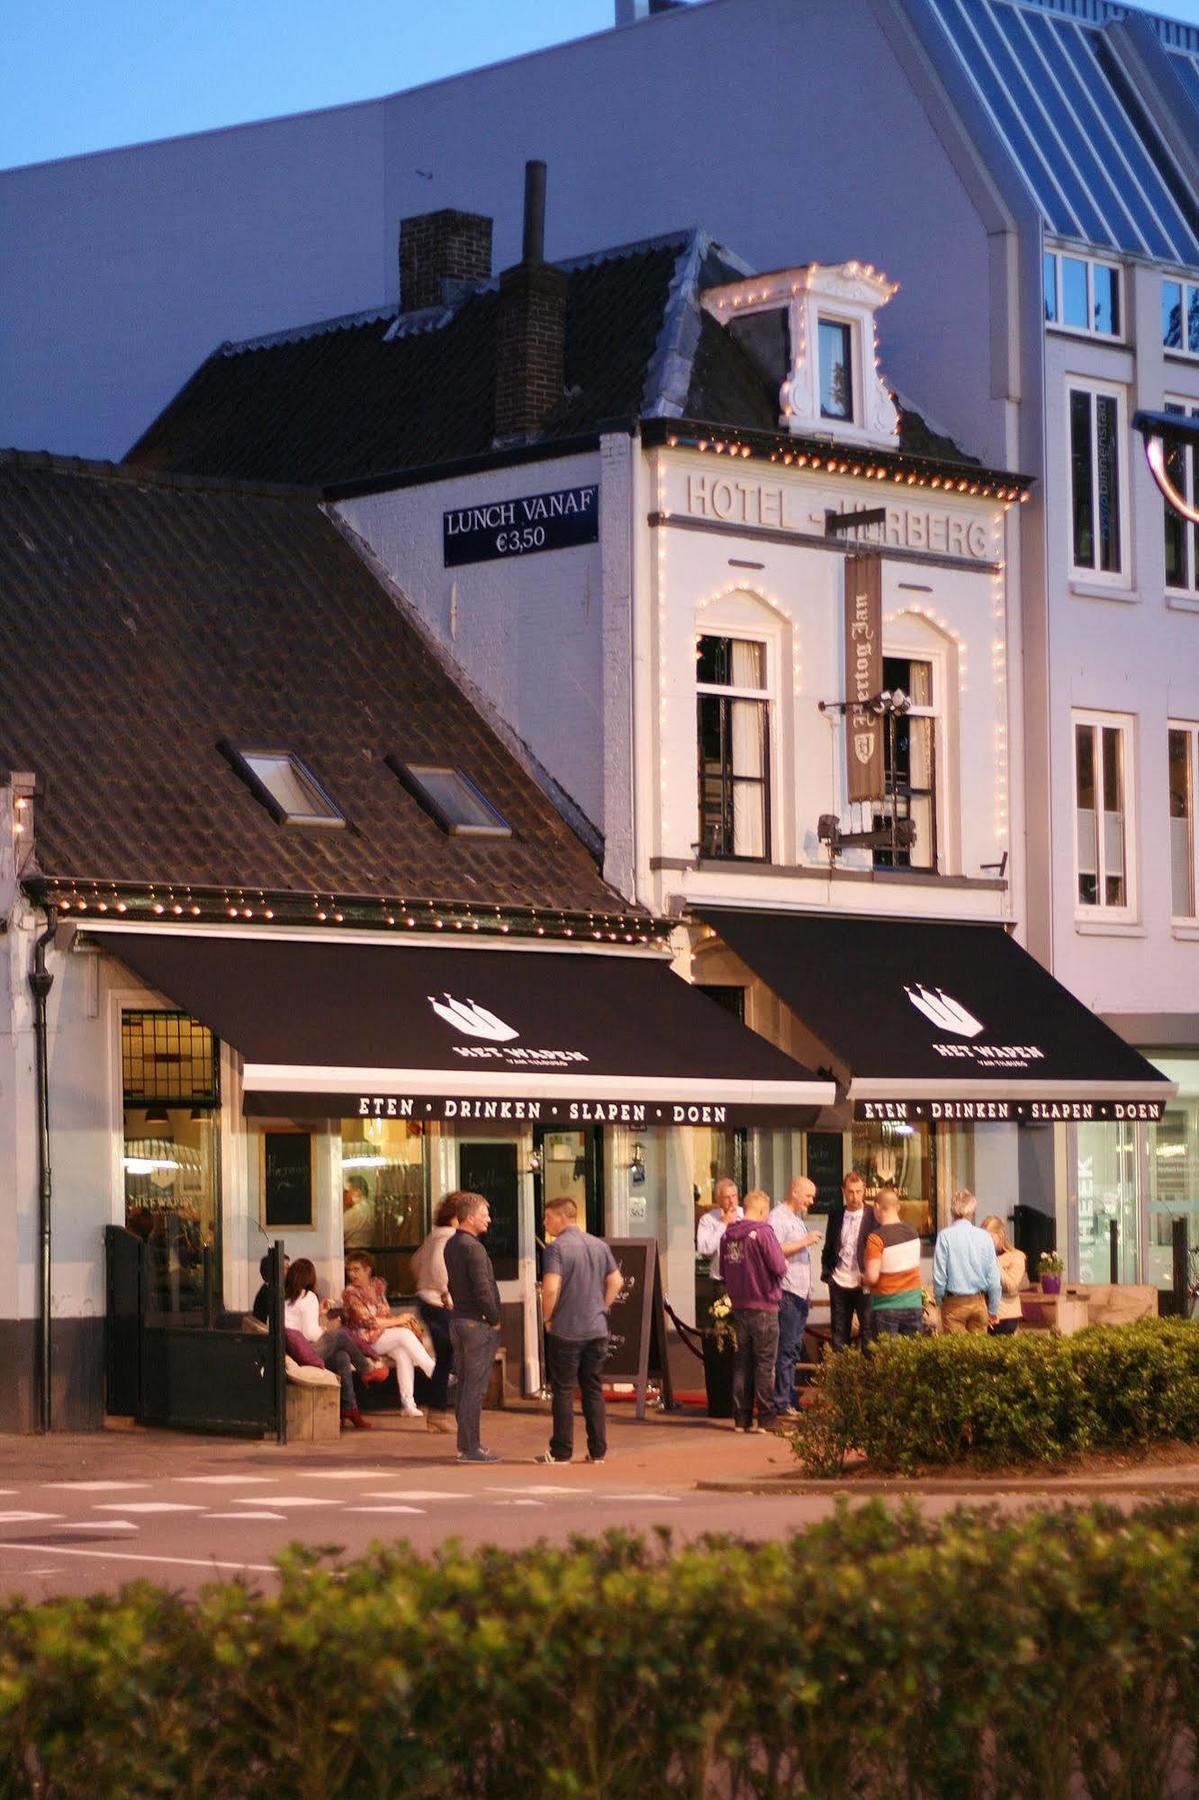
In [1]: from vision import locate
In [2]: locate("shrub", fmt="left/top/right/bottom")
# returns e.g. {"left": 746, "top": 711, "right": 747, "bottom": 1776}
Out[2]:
{"left": 791, "top": 1317, "right": 1199, "bottom": 1475}
{"left": 0, "top": 1504, "right": 1196, "bottom": 1797}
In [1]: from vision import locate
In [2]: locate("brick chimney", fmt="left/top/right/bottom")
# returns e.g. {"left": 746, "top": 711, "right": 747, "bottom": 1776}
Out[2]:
{"left": 493, "top": 161, "right": 567, "bottom": 444}
{"left": 399, "top": 208, "right": 492, "bottom": 312}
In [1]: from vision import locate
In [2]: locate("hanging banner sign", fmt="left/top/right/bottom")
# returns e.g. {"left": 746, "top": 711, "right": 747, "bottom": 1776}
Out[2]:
{"left": 443, "top": 483, "right": 598, "bottom": 567}
{"left": 844, "top": 553, "right": 884, "bottom": 802}
{"left": 854, "top": 1098, "right": 1166, "bottom": 1123}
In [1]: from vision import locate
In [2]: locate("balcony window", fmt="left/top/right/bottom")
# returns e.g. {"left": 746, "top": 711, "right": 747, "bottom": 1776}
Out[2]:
{"left": 873, "top": 657, "right": 937, "bottom": 872}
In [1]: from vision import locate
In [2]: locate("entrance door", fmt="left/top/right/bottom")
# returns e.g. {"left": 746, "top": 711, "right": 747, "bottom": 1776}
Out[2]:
{"left": 1075, "top": 1120, "right": 1141, "bottom": 1285}
{"left": 533, "top": 1126, "right": 603, "bottom": 1237}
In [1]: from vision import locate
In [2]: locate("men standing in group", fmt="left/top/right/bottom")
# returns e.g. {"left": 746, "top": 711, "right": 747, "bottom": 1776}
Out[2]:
{"left": 538, "top": 1197, "right": 623, "bottom": 1465}
{"left": 719, "top": 1189, "right": 787, "bottom": 1433}
{"left": 443, "top": 1190, "right": 503, "bottom": 1464}
{"left": 768, "top": 1177, "right": 822, "bottom": 1418}
{"left": 863, "top": 1186, "right": 924, "bottom": 1336}
{"left": 696, "top": 1177, "right": 742, "bottom": 1281}
{"left": 933, "top": 1189, "right": 1001, "bottom": 1333}
{"left": 820, "top": 1171, "right": 878, "bottom": 1350}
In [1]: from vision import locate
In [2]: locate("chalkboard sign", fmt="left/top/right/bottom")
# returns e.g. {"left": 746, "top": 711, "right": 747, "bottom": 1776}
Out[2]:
{"left": 604, "top": 1238, "right": 674, "bottom": 1420}
{"left": 260, "top": 1131, "right": 314, "bottom": 1229}
{"left": 458, "top": 1142, "right": 519, "bottom": 1281}
{"left": 805, "top": 1132, "right": 845, "bottom": 1214}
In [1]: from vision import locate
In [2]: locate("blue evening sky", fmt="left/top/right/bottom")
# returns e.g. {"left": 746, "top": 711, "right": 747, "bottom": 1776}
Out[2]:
{"left": 4, "top": 0, "right": 1199, "bottom": 172}
{"left": 1, "top": 0, "right": 615, "bottom": 170}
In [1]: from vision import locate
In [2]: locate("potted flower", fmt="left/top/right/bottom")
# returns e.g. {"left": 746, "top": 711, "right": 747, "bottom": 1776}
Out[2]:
{"left": 702, "top": 1291, "right": 736, "bottom": 1418}
{"left": 1037, "top": 1249, "right": 1065, "bottom": 1295}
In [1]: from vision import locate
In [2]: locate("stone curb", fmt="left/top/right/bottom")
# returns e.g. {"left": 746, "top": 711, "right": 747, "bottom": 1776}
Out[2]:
{"left": 696, "top": 1472, "right": 1199, "bottom": 1497}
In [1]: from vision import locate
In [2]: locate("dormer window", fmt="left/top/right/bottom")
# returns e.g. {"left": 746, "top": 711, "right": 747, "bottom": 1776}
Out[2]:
{"left": 701, "top": 261, "right": 899, "bottom": 451}
{"left": 818, "top": 319, "right": 854, "bottom": 422}
{"left": 221, "top": 743, "right": 345, "bottom": 828}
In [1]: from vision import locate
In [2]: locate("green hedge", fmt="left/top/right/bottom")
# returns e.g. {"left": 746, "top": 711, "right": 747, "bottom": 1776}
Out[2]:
{"left": 1, "top": 1502, "right": 1197, "bottom": 1798}
{"left": 792, "top": 1318, "right": 1199, "bottom": 1476}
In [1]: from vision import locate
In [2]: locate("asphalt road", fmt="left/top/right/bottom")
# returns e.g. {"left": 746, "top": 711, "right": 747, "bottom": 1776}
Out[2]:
{"left": 0, "top": 1411, "right": 1183, "bottom": 1602}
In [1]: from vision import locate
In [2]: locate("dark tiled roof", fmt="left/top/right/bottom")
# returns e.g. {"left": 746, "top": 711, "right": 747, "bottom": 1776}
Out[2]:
{"left": 0, "top": 452, "right": 623, "bottom": 914}
{"left": 128, "top": 240, "right": 688, "bottom": 487}
{"left": 129, "top": 228, "right": 982, "bottom": 486}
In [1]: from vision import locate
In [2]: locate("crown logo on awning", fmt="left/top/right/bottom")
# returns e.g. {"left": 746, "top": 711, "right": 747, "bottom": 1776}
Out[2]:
{"left": 904, "top": 985, "right": 984, "bottom": 1039}
{"left": 428, "top": 994, "right": 520, "bottom": 1042}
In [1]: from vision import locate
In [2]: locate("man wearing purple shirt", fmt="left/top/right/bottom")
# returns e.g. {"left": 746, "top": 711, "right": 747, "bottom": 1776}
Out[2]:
{"left": 719, "top": 1188, "right": 787, "bottom": 1434}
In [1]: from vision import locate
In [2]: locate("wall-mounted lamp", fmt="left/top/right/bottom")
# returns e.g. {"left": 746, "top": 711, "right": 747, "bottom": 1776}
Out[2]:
{"left": 529, "top": 1148, "right": 543, "bottom": 1176}
{"left": 630, "top": 1141, "right": 646, "bottom": 1186}
{"left": 1133, "top": 409, "right": 1199, "bottom": 525}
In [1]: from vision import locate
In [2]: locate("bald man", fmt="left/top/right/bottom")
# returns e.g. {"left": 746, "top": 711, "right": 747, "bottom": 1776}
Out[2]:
{"left": 768, "top": 1177, "right": 823, "bottom": 1418}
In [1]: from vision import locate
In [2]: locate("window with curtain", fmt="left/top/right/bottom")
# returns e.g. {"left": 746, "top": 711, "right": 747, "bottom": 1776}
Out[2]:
{"left": 1069, "top": 385, "right": 1123, "bottom": 577}
{"left": 872, "top": 656, "right": 937, "bottom": 871}
{"left": 1074, "top": 714, "right": 1132, "bottom": 913}
{"left": 696, "top": 634, "right": 770, "bottom": 861}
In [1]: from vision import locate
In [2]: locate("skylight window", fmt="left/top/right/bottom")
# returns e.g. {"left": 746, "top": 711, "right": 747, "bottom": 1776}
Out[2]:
{"left": 387, "top": 758, "right": 512, "bottom": 838}
{"left": 221, "top": 743, "right": 345, "bottom": 828}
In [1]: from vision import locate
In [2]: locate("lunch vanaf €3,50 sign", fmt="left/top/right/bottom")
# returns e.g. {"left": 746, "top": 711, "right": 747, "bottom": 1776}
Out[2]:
{"left": 443, "top": 484, "right": 598, "bottom": 567}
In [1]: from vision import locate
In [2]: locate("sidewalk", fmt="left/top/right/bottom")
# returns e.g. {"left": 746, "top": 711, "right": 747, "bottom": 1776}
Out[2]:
{"left": 0, "top": 1401, "right": 795, "bottom": 1490}
{"left": 4, "top": 1406, "right": 1195, "bottom": 1497}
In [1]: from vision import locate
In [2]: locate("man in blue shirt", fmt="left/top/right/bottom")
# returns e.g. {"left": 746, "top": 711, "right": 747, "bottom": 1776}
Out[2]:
{"left": 932, "top": 1189, "right": 1001, "bottom": 1333}
{"left": 539, "top": 1197, "right": 623, "bottom": 1464}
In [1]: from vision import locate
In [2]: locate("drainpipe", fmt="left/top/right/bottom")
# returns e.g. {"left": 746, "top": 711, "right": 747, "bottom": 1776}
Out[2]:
{"left": 30, "top": 908, "right": 55, "bottom": 1433}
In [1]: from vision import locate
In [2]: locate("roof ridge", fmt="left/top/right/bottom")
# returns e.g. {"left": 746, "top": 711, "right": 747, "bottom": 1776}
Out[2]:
{"left": 1, "top": 447, "right": 319, "bottom": 501}
{"left": 220, "top": 230, "right": 702, "bottom": 360}
{"left": 227, "top": 303, "right": 402, "bottom": 355}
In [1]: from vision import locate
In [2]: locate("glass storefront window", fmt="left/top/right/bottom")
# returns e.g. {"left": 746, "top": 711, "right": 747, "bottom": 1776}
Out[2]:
{"left": 339, "top": 1117, "right": 428, "bottom": 1293}
{"left": 1075, "top": 1120, "right": 1140, "bottom": 1285}
{"left": 1148, "top": 1105, "right": 1199, "bottom": 1291}
{"left": 122, "top": 1011, "right": 220, "bottom": 1315}
{"left": 851, "top": 1118, "right": 935, "bottom": 1240}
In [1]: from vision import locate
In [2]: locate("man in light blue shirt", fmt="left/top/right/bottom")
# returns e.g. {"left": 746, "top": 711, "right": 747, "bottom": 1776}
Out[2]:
{"left": 933, "top": 1190, "right": 1001, "bottom": 1333}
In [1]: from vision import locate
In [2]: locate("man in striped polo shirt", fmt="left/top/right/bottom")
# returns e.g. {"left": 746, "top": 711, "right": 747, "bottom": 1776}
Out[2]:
{"left": 863, "top": 1186, "right": 923, "bottom": 1338}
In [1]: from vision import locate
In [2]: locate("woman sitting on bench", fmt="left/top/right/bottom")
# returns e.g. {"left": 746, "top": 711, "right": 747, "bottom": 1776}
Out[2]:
{"left": 283, "top": 1258, "right": 388, "bottom": 1431}
{"left": 340, "top": 1253, "right": 436, "bottom": 1420}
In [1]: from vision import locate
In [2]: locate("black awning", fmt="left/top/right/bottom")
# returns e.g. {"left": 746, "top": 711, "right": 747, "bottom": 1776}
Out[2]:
{"left": 88, "top": 930, "right": 834, "bottom": 1124}
{"left": 696, "top": 910, "right": 1175, "bottom": 1123}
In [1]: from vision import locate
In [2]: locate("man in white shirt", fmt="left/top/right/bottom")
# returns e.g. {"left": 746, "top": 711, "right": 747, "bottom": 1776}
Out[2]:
{"left": 768, "top": 1177, "right": 822, "bottom": 1417}
{"left": 819, "top": 1170, "right": 878, "bottom": 1350}
{"left": 696, "top": 1178, "right": 742, "bottom": 1283}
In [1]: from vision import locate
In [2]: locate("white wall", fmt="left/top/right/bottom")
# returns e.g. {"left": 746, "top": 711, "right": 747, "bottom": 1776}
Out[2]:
{"left": 2, "top": 0, "right": 999, "bottom": 466}
{"left": 647, "top": 447, "right": 1018, "bottom": 922}
{"left": 337, "top": 450, "right": 607, "bottom": 830}
{"left": 1041, "top": 263, "right": 1199, "bottom": 1017}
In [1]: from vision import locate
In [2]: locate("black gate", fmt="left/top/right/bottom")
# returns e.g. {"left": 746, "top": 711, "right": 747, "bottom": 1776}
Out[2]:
{"left": 104, "top": 1224, "right": 144, "bottom": 1416}
{"left": 105, "top": 1227, "right": 287, "bottom": 1440}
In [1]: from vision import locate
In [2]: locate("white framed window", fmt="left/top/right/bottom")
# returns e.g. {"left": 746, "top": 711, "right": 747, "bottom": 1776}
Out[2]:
{"left": 696, "top": 633, "right": 771, "bottom": 860}
{"left": 1067, "top": 382, "right": 1126, "bottom": 580}
{"left": 1162, "top": 279, "right": 1199, "bottom": 357}
{"left": 221, "top": 743, "right": 345, "bottom": 828}
{"left": 1044, "top": 251, "right": 1120, "bottom": 338}
{"left": 1169, "top": 723, "right": 1198, "bottom": 920}
{"left": 817, "top": 316, "right": 855, "bottom": 422}
{"left": 1073, "top": 712, "right": 1135, "bottom": 918}
{"left": 1163, "top": 399, "right": 1199, "bottom": 592}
